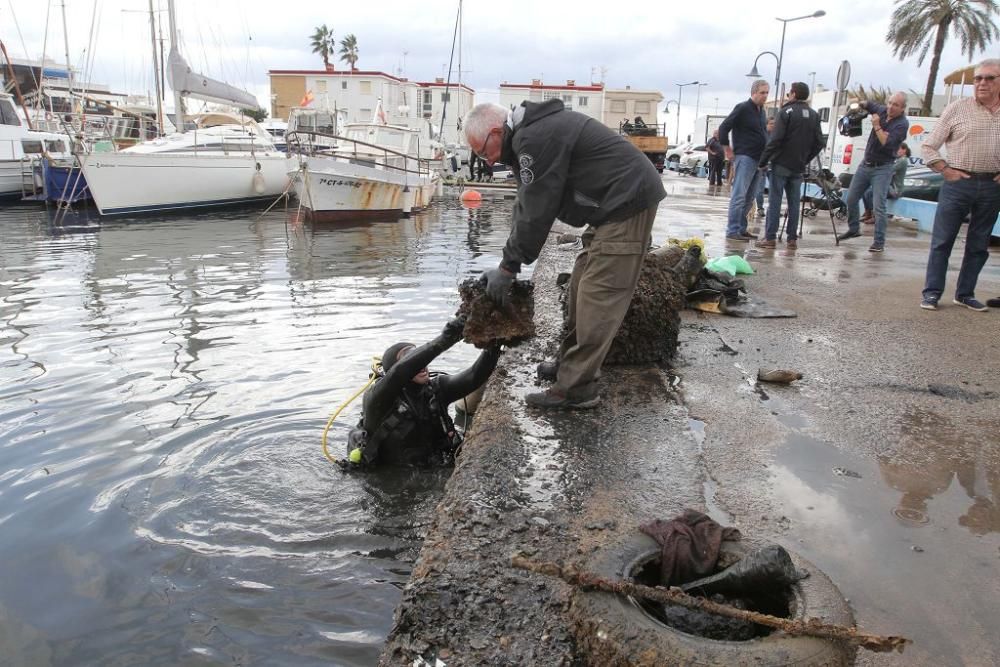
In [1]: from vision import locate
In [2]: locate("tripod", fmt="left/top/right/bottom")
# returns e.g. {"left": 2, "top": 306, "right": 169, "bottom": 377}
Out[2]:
{"left": 778, "top": 156, "right": 842, "bottom": 245}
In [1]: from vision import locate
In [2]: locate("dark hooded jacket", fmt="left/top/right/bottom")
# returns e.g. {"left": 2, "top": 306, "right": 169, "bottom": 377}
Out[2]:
{"left": 498, "top": 99, "right": 666, "bottom": 273}
{"left": 758, "top": 99, "right": 825, "bottom": 173}
{"left": 360, "top": 332, "right": 499, "bottom": 467}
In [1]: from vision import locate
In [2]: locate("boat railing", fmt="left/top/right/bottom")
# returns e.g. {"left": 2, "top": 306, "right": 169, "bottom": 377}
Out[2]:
{"left": 286, "top": 130, "right": 433, "bottom": 177}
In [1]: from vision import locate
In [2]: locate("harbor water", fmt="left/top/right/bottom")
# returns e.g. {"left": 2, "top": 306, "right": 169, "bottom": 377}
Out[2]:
{"left": 0, "top": 194, "right": 517, "bottom": 666}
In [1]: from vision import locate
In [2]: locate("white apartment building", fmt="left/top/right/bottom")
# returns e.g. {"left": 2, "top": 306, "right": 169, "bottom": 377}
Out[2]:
{"left": 498, "top": 80, "right": 605, "bottom": 122}
{"left": 269, "top": 68, "right": 474, "bottom": 146}
{"left": 497, "top": 80, "right": 664, "bottom": 135}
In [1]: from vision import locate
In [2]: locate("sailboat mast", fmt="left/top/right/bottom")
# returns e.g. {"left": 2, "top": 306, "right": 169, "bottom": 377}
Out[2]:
{"left": 148, "top": 0, "right": 165, "bottom": 136}
{"left": 59, "top": 0, "right": 75, "bottom": 112}
{"left": 167, "top": 0, "right": 184, "bottom": 129}
{"left": 457, "top": 0, "right": 463, "bottom": 127}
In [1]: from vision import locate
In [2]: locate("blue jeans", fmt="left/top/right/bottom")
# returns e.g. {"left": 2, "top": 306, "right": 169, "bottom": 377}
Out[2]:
{"left": 756, "top": 170, "right": 767, "bottom": 210}
{"left": 845, "top": 162, "right": 893, "bottom": 244}
{"left": 726, "top": 155, "right": 762, "bottom": 236}
{"left": 922, "top": 177, "right": 1000, "bottom": 300}
{"left": 863, "top": 186, "right": 899, "bottom": 212}
{"left": 765, "top": 165, "right": 803, "bottom": 241}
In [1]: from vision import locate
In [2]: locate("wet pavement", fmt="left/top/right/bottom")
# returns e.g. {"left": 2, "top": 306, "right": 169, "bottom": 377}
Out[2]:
{"left": 668, "top": 174, "right": 1000, "bottom": 666}
{"left": 385, "top": 173, "right": 999, "bottom": 666}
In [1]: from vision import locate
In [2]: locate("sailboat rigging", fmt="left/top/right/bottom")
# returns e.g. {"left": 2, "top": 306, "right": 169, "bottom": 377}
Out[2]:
{"left": 78, "top": 0, "right": 288, "bottom": 216}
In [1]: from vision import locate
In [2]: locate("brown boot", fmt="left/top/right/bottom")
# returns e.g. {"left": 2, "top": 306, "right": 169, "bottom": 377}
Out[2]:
{"left": 786, "top": 239, "right": 798, "bottom": 249}
{"left": 757, "top": 238, "right": 776, "bottom": 249}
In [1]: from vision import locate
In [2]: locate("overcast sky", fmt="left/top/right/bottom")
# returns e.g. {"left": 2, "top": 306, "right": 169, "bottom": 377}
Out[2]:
{"left": 5, "top": 0, "right": 996, "bottom": 138}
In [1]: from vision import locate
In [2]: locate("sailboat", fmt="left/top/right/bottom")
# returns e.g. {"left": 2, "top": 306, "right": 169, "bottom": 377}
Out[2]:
{"left": 78, "top": 0, "right": 287, "bottom": 216}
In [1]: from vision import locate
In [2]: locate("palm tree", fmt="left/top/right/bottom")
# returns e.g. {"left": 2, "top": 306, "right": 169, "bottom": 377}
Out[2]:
{"left": 339, "top": 34, "right": 359, "bottom": 70}
{"left": 887, "top": 0, "right": 999, "bottom": 115}
{"left": 310, "top": 24, "right": 336, "bottom": 70}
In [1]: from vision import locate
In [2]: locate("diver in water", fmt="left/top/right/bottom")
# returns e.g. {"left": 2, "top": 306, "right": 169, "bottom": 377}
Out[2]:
{"left": 354, "top": 316, "right": 501, "bottom": 467}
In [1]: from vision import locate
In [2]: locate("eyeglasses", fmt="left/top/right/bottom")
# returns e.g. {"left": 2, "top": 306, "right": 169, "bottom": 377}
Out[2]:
{"left": 973, "top": 75, "right": 998, "bottom": 83}
{"left": 476, "top": 130, "right": 493, "bottom": 158}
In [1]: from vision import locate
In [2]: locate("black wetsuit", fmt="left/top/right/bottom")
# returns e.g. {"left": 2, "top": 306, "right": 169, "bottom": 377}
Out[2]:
{"left": 360, "top": 334, "right": 499, "bottom": 467}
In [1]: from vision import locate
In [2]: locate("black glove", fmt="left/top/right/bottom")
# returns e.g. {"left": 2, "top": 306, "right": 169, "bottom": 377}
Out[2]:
{"left": 484, "top": 266, "right": 515, "bottom": 307}
{"left": 442, "top": 314, "right": 467, "bottom": 343}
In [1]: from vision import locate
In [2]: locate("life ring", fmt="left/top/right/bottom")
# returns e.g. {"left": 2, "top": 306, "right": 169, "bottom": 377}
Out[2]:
{"left": 570, "top": 534, "right": 856, "bottom": 666}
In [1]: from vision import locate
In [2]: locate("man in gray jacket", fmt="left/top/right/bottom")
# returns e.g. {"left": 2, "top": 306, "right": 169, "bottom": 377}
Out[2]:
{"left": 464, "top": 100, "right": 666, "bottom": 409}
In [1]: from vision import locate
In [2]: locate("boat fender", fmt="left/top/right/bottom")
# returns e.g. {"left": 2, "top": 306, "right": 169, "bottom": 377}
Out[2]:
{"left": 252, "top": 172, "right": 266, "bottom": 194}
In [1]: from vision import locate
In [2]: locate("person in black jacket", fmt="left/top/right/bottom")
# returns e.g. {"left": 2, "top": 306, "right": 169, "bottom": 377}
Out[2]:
{"left": 718, "top": 80, "right": 770, "bottom": 240}
{"left": 706, "top": 130, "right": 726, "bottom": 186}
{"left": 463, "top": 100, "right": 666, "bottom": 410}
{"left": 757, "top": 82, "right": 825, "bottom": 249}
{"left": 357, "top": 317, "right": 501, "bottom": 467}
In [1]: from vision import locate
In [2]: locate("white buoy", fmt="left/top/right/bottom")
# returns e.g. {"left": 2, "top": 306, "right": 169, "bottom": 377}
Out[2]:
{"left": 252, "top": 172, "right": 266, "bottom": 194}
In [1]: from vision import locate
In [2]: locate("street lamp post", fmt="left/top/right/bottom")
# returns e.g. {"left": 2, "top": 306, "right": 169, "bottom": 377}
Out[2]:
{"left": 746, "top": 51, "right": 779, "bottom": 105}
{"left": 746, "top": 10, "right": 825, "bottom": 108}
{"left": 693, "top": 82, "right": 708, "bottom": 126}
{"left": 662, "top": 99, "right": 678, "bottom": 141}
{"left": 675, "top": 81, "right": 699, "bottom": 144}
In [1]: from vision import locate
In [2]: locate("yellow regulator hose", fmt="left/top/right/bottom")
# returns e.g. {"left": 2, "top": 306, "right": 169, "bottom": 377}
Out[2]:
{"left": 321, "top": 358, "right": 381, "bottom": 466}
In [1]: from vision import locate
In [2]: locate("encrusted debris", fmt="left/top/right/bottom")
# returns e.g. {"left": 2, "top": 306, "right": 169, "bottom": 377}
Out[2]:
{"left": 603, "top": 246, "right": 704, "bottom": 364}
{"left": 457, "top": 277, "right": 536, "bottom": 349}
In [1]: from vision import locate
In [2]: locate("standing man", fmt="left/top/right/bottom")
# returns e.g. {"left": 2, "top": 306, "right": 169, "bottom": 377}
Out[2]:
{"left": 718, "top": 80, "right": 769, "bottom": 241}
{"left": 757, "top": 83, "right": 825, "bottom": 250}
{"left": 706, "top": 130, "right": 725, "bottom": 186}
{"left": 836, "top": 92, "right": 909, "bottom": 252}
{"left": 463, "top": 100, "right": 666, "bottom": 409}
{"left": 919, "top": 58, "right": 1000, "bottom": 312}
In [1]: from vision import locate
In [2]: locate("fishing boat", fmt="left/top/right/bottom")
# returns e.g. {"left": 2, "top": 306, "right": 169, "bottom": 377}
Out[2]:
{"left": 77, "top": 0, "right": 287, "bottom": 216}
{"left": 286, "top": 104, "right": 439, "bottom": 222}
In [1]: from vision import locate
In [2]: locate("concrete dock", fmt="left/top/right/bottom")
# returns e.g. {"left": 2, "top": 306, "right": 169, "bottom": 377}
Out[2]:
{"left": 382, "top": 175, "right": 1000, "bottom": 666}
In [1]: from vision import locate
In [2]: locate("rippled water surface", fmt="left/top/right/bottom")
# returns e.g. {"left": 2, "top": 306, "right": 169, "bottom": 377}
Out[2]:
{"left": 0, "top": 194, "right": 516, "bottom": 666}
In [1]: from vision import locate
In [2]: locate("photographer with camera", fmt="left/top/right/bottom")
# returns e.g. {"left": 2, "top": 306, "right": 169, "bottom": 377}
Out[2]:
{"left": 836, "top": 92, "right": 909, "bottom": 252}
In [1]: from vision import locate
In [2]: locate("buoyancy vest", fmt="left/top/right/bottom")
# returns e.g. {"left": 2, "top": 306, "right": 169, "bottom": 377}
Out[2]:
{"left": 354, "top": 377, "right": 462, "bottom": 467}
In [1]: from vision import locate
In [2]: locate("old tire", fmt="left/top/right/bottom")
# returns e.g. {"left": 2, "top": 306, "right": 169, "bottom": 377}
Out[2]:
{"left": 570, "top": 534, "right": 856, "bottom": 666}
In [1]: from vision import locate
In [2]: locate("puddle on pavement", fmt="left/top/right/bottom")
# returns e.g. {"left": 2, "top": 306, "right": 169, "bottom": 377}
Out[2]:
{"left": 688, "top": 418, "right": 730, "bottom": 525}
{"left": 761, "top": 394, "right": 1000, "bottom": 663}
{"left": 762, "top": 393, "right": 1000, "bottom": 537}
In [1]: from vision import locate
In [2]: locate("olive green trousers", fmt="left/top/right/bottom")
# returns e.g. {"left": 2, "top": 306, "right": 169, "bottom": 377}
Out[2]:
{"left": 554, "top": 204, "right": 659, "bottom": 398}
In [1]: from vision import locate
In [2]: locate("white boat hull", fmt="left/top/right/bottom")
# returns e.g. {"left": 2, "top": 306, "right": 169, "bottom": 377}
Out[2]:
{"left": 79, "top": 152, "right": 288, "bottom": 216}
{"left": 0, "top": 160, "right": 25, "bottom": 197}
{"left": 289, "top": 156, "right": 437, "bottom": 222}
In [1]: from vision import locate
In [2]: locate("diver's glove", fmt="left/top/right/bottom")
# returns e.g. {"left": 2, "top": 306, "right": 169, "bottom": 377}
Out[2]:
{"left": 483, "top": 266, "right": 516, "bottom": 307}
{"left": 441, "top": 314, "right": 467, "bottom": 345}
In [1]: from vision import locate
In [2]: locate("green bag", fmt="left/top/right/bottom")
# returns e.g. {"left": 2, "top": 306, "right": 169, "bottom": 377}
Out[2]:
{"left": 706, "top": 255, "right": 755, "bottom": 276}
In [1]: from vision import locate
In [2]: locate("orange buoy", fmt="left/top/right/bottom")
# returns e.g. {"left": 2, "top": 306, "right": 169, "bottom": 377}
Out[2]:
{"left": 460, "top": 189, "right": 482, "bottom": 203}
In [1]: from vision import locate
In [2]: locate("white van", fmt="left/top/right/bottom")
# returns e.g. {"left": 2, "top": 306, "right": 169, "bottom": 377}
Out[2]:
{"left": 825, "top": 113, "right": 938, "bottom": 184}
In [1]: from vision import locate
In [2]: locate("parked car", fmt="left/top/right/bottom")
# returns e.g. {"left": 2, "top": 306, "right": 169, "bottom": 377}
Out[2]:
{"left": 900, "top": 167, "right": 942, "bottom": 202}
{"left": 680, "top": 144, "right": 710, "bottom": 173}
{"left": 666, "top": 142, "right": 693, "bottom": 166}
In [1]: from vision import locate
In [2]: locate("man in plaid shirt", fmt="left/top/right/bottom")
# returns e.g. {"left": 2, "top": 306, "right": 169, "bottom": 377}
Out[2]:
{"left": 919, "top": 58, "right": 1000, "bottom": 312}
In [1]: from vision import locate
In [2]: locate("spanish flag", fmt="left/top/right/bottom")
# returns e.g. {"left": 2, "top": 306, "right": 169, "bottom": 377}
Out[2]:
{"left": 299, "top": 90, "right": 315, "bottom": 107}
